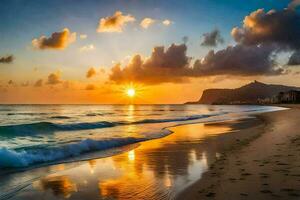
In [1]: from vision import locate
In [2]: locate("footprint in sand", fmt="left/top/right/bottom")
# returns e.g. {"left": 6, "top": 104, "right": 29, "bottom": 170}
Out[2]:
{"left": 260, "top": 190, "right": 272, "bottom": 194}
{"left": 241, "top": 173, "right": 252, "bottom": 176}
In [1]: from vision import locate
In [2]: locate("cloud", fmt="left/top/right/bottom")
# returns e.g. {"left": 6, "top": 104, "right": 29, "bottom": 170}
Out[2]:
{"left": 34, "top": 79, "right": 43, "bottom": 87}
{"left": 109, "top": 43, "right": 285, "bottom": 84}
{"left": 288, "top": 0, "right": 300, "bottom": 9}
{"left": 231, "top": 9, "right": 300, "bottom": 50}
{"left": 79, "top": 44, "right": 95, "bottom": 52}
{"left": 85, "top": 84, "right": 96, "bottom": 90}
{"left": 47, "top": 72, "right": 62, "bottom": 85}
{"left": 80, "top": 34, "right": 87, "bottom": 39}
{"left": 193, "top": 44, "right": 284, "bottom": 76}
{"left": 32, "top": 28, "right": 76, "bottom": 50}
{"left": 0, "top": 55, "right": 14, "bottom": 64}
{"left": 162, "top": 19, "right": 172, "bottom": 26}
{"left": 97, "top": 11, "right": 135, "bottom": 33}
{"left": 140, "top": 18, "right": 155, "bottom": 29}
{"left": 288, "top": 51, "right": 300, "bottom": 65}
{"left": 109, "top": 44, "right": 191, "bottom": 84}
{"left": 201, "top": 29, "right": 224, "bottom": 47}
{"left": 86, "top": 67, "right": 97, "bottom": 78}
{"left": 109, "top": 6, "right": 300, "bottom": 84}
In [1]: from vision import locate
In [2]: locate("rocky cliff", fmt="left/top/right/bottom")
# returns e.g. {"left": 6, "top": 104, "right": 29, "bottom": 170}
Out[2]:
{"left": 188, "top": 81, "right": 300, "bottom": 104}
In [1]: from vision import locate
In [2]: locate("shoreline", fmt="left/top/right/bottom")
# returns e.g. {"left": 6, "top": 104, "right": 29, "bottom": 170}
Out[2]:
{"left": 178, "top": 105, "right": 300, "bottom": 199}
{"left": 0, "top": 105, "right": 288, "bottom": 200}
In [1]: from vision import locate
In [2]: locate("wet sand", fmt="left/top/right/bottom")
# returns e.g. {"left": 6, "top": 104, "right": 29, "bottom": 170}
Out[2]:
{"left": 3, "top": 105, "right": 296, "bottom": 200}
{"left": 2, "top": 114, "right": 267, "bottom": 200}
{"left": 178, "top": 105, "right": 300, "bottom": 199}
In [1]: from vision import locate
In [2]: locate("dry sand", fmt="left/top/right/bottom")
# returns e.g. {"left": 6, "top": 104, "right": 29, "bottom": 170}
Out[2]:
{"left": 178, "top": 105, "right": 300, "bottom": 199}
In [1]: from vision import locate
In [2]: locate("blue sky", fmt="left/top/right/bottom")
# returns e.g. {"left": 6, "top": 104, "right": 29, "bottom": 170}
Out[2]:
{"left": 0, "top": 0, "right": 291, "bottom": 56}
{"left": 1, "top": 0, "right": 299, "bottom": 103}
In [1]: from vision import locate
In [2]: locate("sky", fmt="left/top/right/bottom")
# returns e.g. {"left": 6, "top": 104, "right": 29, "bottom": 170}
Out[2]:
{"left": 1, "top": 0, "right": 300, "bottom": 104}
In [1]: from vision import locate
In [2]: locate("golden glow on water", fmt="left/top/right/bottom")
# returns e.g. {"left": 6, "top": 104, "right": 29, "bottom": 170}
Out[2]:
{"left": 31, "top": 121, "right": 236, "bottom": 199}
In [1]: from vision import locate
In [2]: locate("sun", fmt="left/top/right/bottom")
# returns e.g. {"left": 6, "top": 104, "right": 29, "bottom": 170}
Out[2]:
{"left": 126, "top": 88, "right": 136, "bottom": 97}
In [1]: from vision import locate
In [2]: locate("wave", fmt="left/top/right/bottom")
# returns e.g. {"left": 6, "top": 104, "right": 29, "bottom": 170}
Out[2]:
{"left": 7, "top": 112, "right": 48, "bottom": 116}
{"left": 0, "top": 114, "right": 221, "bottom": 137}
{"left": 50, "top": 116, "right": 71, "bottom": 119}
{"left": 132, "top": 114, "right": 216, "bottom": 124}
{"left": 0, "top": 121, "right": 116, "bottom": 136}
{"left": 86, "top": 112, "right": 114, "bottom": 116}
{"left": 0, "top": 137, "right": 151, "bottom": 168}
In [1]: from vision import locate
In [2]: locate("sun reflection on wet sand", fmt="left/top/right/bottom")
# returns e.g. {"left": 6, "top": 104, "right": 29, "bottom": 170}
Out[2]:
{"left": 17, "top": 120, "right": 241, "bottom": 200}
{"left": 88, "top": 160, "right": 97, "bottom": 174}
{"left": 34, "top": 175, "right": 77, "bottom": 198}
{"left": 127, "top": 150, "right": 135, "bottom": 161}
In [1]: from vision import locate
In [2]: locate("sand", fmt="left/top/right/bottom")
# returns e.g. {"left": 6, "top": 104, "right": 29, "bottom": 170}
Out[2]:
{"left": 3, "top": 105, "right": 299, "bottom": 200}
{"left": 178, "top": 105, "right": 300, "bottom": 199}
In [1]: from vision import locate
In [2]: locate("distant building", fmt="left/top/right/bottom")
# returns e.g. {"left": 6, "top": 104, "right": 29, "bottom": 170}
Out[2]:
{"left": 273, "top": 90, "right": 300, "bottom": 103}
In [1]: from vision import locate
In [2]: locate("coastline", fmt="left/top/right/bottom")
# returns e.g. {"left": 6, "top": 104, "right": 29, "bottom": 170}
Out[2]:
{"left": 178, "top": 104, "right": 300, "bottom": 199}
{"left": 0, "top": 105, "right": 288, "bottom": 200}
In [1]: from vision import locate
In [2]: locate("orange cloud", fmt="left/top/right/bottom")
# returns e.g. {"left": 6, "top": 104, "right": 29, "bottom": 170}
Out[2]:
{"left": 140, "top": 18, "right": 155, "bottom": 29}
{"left": 34, "top": 79, "right": 43, "bottom": 87}
{"left": 97, "top": 11, "right": 135, "bottom": 33}
{"left": 109, "top": 43, "right": 285, "bottom": 84}
{"left": 231, "top": 9, "right": 300, "bottom": 49}
{"left": 86, "top": 67, "right": 97, "bottom": 78}
{"left": 32, "top": 28, "right": 76, "bottom": 50}
{"left": 47, "top": 72, "right": 62, "bottom": 85}
{"left": 109, "top": 44, "right": 191, "bottom": 84}
{"left": 85, "top": 84, "right": 96, "bottom": 90}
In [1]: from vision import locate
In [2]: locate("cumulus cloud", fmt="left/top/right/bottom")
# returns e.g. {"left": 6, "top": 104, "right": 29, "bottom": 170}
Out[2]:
{"left": 140, "top": 18, "right": 155, "bottom": 29}
{"left": 86, "top": 67, "right": 97, "bottom": 78}
{"left": 0, "top": 55, "right": 14, "bottom": 64}
{"left": 34, "top": 79, "right": 43, "bottom": 87}
{"left": 109, "top": 43, "right": 285, "bottom": 84}
{"left": 109, "top": 6, "right": 300, "bottom": 84}
{"left": 201, "top": 29, "right": 224, "bottom": 47}
{"left": 231, "top": 9, "right": 300, "bottom": 50}
{"left": 85, "top": 84, "right": 96, "bottom": 90}
{"left": 32, "top": 28, "right": 76, "bottom": 50}
{"left": 193, "top": 44, "right": 283, "bottom": 76}
{"left": 79, "top": 44, "right": 95, "bottom": 52}
{"left": 97, "top": 11, "right": 135, "bottom": 33}
{"left": 47, "top": 72, "right": 62, "bottom": 85}
{"left": 109, "top": 44, "right": 191, "bottom": 84}
{"left": 162, "top": 19, "right": 172, "bottom": 26}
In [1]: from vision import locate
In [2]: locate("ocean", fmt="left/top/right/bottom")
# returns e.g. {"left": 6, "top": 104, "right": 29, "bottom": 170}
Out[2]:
{"left": 0, "top": 104, "right": 284, "bottom": 170}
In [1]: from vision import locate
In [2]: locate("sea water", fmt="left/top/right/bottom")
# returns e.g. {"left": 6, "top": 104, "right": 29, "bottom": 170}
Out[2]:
{"left": 0, "top": 104, "right": 285, "bottom": 169}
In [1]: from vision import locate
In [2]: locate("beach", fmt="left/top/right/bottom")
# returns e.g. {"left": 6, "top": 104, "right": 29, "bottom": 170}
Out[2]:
{"left": 178, "top": 105, "right": 300, "bottom": 199}
{"left": 0, "top": 104, "right": 296, "bottom": 200}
